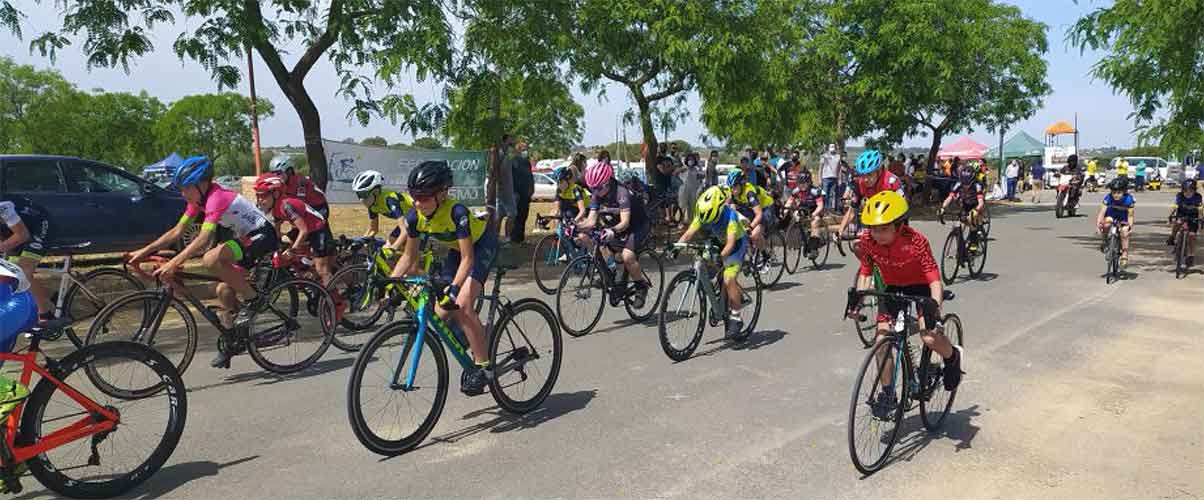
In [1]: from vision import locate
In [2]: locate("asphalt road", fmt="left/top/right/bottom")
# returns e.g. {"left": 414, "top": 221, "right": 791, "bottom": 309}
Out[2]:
{"left": 14, "top": 190, "right": 1203, "bottom": 500}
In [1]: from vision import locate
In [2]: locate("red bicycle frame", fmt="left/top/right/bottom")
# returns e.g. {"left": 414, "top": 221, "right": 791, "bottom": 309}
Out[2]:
{"left": 0, "top": 350, "right": 119, "bottom": 464}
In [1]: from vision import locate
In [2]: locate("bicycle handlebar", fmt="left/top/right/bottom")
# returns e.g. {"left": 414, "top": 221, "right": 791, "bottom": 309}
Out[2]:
{"left": 844, "top": 287, "right": 954, "bottom": 322}
{"left": 371, "top": 275, "right": 459, "bottom": 311}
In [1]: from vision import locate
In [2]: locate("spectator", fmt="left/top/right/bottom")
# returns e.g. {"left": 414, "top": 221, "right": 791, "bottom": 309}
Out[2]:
{"left": 495, "top": 134, "right": 518, "bottom": 241}
{"left": 1005, "top": 159, "right": 1020, "bottom": 201}
{"left": 819, "top": 144, "right": 840, "bottom": 213}
{"left": 1031, "top": 161, "right": 1046, "bottom": 203}
{"left": 1115, "top": 156, "right": 1129, "bottom": 180}
{"left": 570, "top": 152, "right": 588, "bottom": 184}
{"left": 1134, "top": 161, "right": 1147, "bottom": 191}
{"left": 705, "top": 150, "right": 720, "bottom": 187}
{"left": 679, "top": 152, "right": 702, "bottom": 224}
{"left": 509, "top": 141, "right": 535, "bottom": 243}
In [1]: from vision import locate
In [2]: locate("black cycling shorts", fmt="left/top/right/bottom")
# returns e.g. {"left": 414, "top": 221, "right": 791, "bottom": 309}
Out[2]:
{"left": 306, "top": 226, "right": 335, "bottom": 257}
{"left": 877, "top": 284, "right": 939, "bottom": 329}
{"left": 225, "top": 225, "right": 280, "bottom": 268}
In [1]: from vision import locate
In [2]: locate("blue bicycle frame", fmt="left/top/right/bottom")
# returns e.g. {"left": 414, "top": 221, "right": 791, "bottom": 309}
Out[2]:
{"left": 388, "top": 277, "right": 475, "bottom": 390}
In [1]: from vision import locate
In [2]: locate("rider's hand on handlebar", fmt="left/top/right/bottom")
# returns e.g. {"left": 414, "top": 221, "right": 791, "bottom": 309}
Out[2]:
{"left": 600, "top": 228, "right": 615, "bottom": 242}
{"left": 437, "top": 284, "right": 460, "bottom": 309}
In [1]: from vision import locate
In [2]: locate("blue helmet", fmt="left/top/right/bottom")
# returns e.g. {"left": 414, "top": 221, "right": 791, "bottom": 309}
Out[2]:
{"left": 174, "top": 155, "right": 213, "bottom": 188}
{"left": 726, "top": 170, "right": 746, "bottom": 188}
{"left": 854, "top": 150, "right": 883, "bottom": 175}
{"left": 551, "top": 166, "right": 573, "bottom": 182}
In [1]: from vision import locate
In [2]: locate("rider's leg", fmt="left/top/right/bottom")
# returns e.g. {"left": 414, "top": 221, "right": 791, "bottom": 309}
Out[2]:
{"left": 203, "top": 243, "right": 255, "bottom": 300}
{"left": 621, "top": 247, "right": 646, "bottom": 284}
{"left": 1120, "top": 223, "right": 1131, "bottom": 256}
{"left": 437, "top": 277, "right": 488, "bottom": 363}
{"left": 215, "top": 282, "right": 237, "bottom": 329}
{"left": 13, "top": 257, "right": 51, "bottom": 315}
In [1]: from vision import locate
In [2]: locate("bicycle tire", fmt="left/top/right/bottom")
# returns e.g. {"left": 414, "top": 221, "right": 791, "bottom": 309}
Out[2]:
{"left": 1055, "top": 191, "right": 1066, "bottom": 219}
{"left": 623, "top": 248, "right": 665, "bottom": 321}
{"left": 784, "top": 224, "right": 804, "bottom": 274}
{"left": 555, "top": 256, "right": 606, "bottom": 337}
{"left": 810, "top": 224, "right": 831, "bottom": 270}
{"left": 980, "top": 205, "right": 992, "bottom": 237}
{"left": 940, "top": 230, "right": 960, "bottom": 285}
{"left": 488, "top": 298, "right": 562, "bottom": 414}
{"left": 346, "top": 320, "right": 448, "bottom": 456}
{"left": 967, "top": 230, "right": 987, "bottom": 278}
{"left": 1175, "top": 231, "right": 1187, "bottom": 279}
{"left": 755, "top": 232, "right": 785, "bottom": 288}
{"left": 847, "top": 338, "right": 907, "bottom": 475}
{"left": 326, "top": 264, "right": 383, "bottom": 352}
{"left": 849, "top": 275, "right": 877, "bottom": 349}
{"left": 533, "top": 233, "right": 570, "bottom": 295}
{"left": 246, "top": 277, "right": 335, "bottom": 374}
{"left": 658, "top": 270, "right": 706, "bottom": 361}
{"left": 1106, "top": 232, "right": 1120, "bottom": 283}
{"left": 733, "top": 265, "right": 763, "bottom": 340}
{"left": 84, "top": 290, "right": 198, "bottom": 385}
{"left": 920, "top": 314, "right": 964, "bottom": 431}
{"left": 20, "top": 341, "right": 187, "bottom": 499}
{"left": 62, "top": 267, "right": 145, "bottom": 348}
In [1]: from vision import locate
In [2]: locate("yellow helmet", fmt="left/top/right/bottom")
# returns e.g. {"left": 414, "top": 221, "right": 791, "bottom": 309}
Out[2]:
{"left": 860, "top": 190, "right": 909, "bottom": 226}
{"left": 696, "top": 186, "right": 728, "bottom": 224}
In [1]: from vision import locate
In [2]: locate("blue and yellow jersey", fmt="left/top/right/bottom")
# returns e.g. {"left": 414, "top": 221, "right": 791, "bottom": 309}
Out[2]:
{"left": 1101, "top": 193, "right": 1135, "bottom": 222}
{"left": 405, "top": 198, "right": 487, "bottom": 250}
{"left": 689, "top": 205, "right": 746, "bottom": 242}
{"left": 557, "top": 184, "right": 591, "bottom": 217}
{"left": 368, "top": 190, "right": 414, "bottom": 220}
{"left": 729, "top": 184, "right": 774, "bottom": 212}
{"left": 1174, "top": 192, "right": 1202, "bottom": 218}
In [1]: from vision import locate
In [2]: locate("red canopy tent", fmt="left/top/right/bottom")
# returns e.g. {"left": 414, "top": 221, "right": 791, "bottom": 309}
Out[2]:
{"left": 937, "top": 136, "right": 989, "bottom": 160}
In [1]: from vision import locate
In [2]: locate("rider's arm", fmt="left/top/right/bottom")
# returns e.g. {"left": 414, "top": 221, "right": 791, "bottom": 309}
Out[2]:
{"left": 579, "top": 207, "right": 599, "bottom": 230}
{"left": 134, "top": 217, "right": 187, "bottom": 259}
{"left": 390, "top": 233, "right": 421, "bottom": 279}
{"left": 1096, "top": 203, "right": 1107, "bottom": 227}
{"left": 720, "top": 223, "right": 739, "bottom": 258}
{"left": 677, "top": 217, "right": 701, "bottom": 244}
{"left": 0, "top": 221, "right": 29, "bottom": 254}
{"left": 750, "top": 205, "right": 763, "bottom": 228}
{"left": 448, "top": 204, "right": 476, "bottom": 290}
{"left": 575, "top": 199, "right": 588, "bottom": 221}
{"left": 287, "top": 216, "right": 310, "bottom": 254}
{"left": 813, "top": 197, "right": 825, "bottom": 217}
{"left": 386, "top": 219, "right": 408, "bottom": 251}
{"left": 166, "top": 224, "right": 214, "bottom": 269}
{"left": 615, "top": 210, "right": 631, "bottom": 233}
{"left": 975, "top": 194, "right": 985, "bottom": 212}
{"left": 365, "top": 216, "right": 380, "bottom": 239}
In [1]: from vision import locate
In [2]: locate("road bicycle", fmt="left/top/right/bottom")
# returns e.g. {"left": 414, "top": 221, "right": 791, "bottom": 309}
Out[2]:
{"left": 780, "top": 205, "right": 831, "bottom": 273}
{"left": 657, "top": 241, "right": 763, "bottom": 361}
{"left": 531, "top": 214, "right": 589, "bottom": 295}
{"left": 334, "top": 235, "right": 386, "bottom": 268}
{"left": 1169, "top": 215, "right": 1196, "bottom": 279}
{"left": 346, "top": 266, "right": 562, "bottom": 456}
{"left": 938, "top": 209, "right": 988, "bottom": 284}
{"left": 554, "top": 231, "right": 664, "bottom": 337}
{"left": 744, "top": 215, "right": 787, "bottom": 288}
{"left": 846, "top": 265, "right": 885, "bottom": 349}
{"left": 85, "top": 255, "right": 336, "bottom": 375}
{"left": 0, "top": 325, "right": 185, "bottom": 498}
{"left": 834, "top": 217, "right": 864, "bottom": 258}
{"left": 250, "top": 249, "right": 365, "bottom": 352}
{"left": 844, "top": 288, "right": 963, "bottom": 475}
{"left": 1101, "top": 223, "right": 1124, "bottom": 284}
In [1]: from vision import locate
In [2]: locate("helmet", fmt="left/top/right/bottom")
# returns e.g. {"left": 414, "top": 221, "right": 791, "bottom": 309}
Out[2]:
{"left": 1183, "top": 179, "right": 1197, "bottom": 190}
{"left": 798, "top": 169, "right": 813, "bottom": 185}
{"left": 253, "top": 174, "right": 285, "bottom": 194}
{"left": 0, "top": 259, "right": 29, "bottom": 294}
{"left": 352, "top": 170, "right": 384, "bottom": 193}
{"left": 1067, "top": 154, "right": 1079, "bottom": 165}
{"left": 551, "top": 166, "right": 573, "bottom": 182}
{"left": 268, "top": 155, "right": 293, "bottom": 173}
{"left": 860, "top": 190, "right": 909, "bottom": 226}
{"left": 854, "top": 150, "right": 883, "bottom": 175}
{"left": 407, "top": 161, "right": 453, "bottom": 195}
{"left": 173, "top": 155, "right": 213, "bottom": 188}
{"left": 1108, "top": 177, "right": 1129, "bottom": 191}
{"left": 584, "top": 162, "right": 614, "bottom": 189}
{"left": 726, "top": 170, "right": 746, "bottom": 188}
{"left": 695, "top": 186, "right": 728, "bottom": 224}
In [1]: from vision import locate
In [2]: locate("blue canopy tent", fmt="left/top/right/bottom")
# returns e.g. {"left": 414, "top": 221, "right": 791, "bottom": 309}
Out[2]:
{"left": 142, "top": 153, "right": 183, "bottom": 179}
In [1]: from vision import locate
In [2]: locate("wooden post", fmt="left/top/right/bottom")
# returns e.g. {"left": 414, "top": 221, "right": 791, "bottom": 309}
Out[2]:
{"left": 246, "top": 43, "right": 263, "bottom": 176}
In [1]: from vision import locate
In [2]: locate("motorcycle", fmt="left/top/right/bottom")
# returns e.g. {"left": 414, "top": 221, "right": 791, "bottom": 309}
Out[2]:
{"left": 1055, "top": 171, "right": 1084, "bottom": 218}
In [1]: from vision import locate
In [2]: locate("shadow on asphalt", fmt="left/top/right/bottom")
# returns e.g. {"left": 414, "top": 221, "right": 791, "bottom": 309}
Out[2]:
{"left": 587, "top": 316, "right": 657, "bottom": 337}
{"left": 10, "top": 455, "right": 263, "bottom": 500}
{"left": 186, "top": 354, "right": 356, "bottom": 394}
{"left": 401, "top": 390, "right": 599, "bottom": 457}
{"left": 767, "top": 281, "right": 803, "bottom": 292}
{"left": 945, "top": 271, "right": 999, "bottom": 286}
{"left": 858, "top": 404, "right": 983, "bottom": 478}
{"left": 691, "top": 329, "right": 789, "bottom": 358}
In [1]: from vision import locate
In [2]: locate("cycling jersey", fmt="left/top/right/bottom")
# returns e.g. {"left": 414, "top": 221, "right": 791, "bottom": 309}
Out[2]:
{"left": 367, "top": 190, "right": 414, "bottom": 220}
{"left": 850, "top": 172, "right": 904, "bottom": 208}
{"left": 1102, "top": 193, "right": 1135, "bottom": 222}
{"left": 589, "top": 184, "right": 649, "bottom": 233}
{"left": 689, "top": 206, "right": 748, "bottom": 279}
{"left": 0, "top": 285, "right": 35, "bottom": 353}
{"left": 856, "top": 226, "right": 940, "bottom": 287}
{"left": 0, "top": 200, "right": 49, "bottom": 260}
{"left": 283, "top": 175, "right": 327, "bottom": 212}
{"left": 794, "top": 187, "right": 824, "bottom": 209}
{"left": 731, "top": 184, "right": 774, "bottom": 211}
{"left": 270, "top": 197, "right": 327, "bottom": 232}
{"left": 947, "top": 182, "right": 984, "bottom": 210}
{"left": 557, "top": 185, "right": 591, "bottom": 219}
{"left": 181, "top": 186, "right": 272, "bottom": 237}
{"left": 405, "top": 198, "right": 487, "bottom": 250}
{"left": 1174, "top": 192, "right": 1202, "bottom": 219}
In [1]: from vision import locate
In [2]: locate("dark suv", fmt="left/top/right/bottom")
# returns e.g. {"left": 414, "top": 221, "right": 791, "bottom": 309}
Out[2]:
{"left": 0, "top": 155, "right": 186, "bottom": 254}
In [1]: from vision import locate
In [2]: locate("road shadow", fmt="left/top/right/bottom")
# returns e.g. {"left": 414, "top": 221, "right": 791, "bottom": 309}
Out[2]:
{"left": 587, "top": 316, "right": 657, "bottom": 337}
{"left": 692, "top": 328, "right": 789, "bottom": 358}
{"left": 11, "top": 455, "right": 262, "bottom": 500}
{"left": 857, "top": 404, "right": 983, "bottom": 478}
{"left": 946, "top": 271, "right": 999, "bottom": 285}
{"left": 767, "top": 281, "right": 803, "bottom": 292}
{"left": 186, "top": 355, "right": 356, "bottom": 394}
{"left": 1060, "top": 227, "right": 1187, "bottom": 276}
{"left": 401, "top": 390, "right": 598, "bottom": 457}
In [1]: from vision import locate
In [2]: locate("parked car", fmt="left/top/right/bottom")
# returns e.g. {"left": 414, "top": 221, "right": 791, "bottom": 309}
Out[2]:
{"left": 533, "top": 172, "right": 557, "bottom": 201}
{"left": 215, "top": 175, "right": 243, "bottom": 191}
{"left": 0, "top": 155, "right": 187, "bottom": 255}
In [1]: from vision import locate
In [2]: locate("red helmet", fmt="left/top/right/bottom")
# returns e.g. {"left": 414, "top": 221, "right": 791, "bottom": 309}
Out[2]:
{"left": 253, "top": 174, "right": 285, "bottom": 194}
{"left": 584, "top": 162, "right": 614, "bottom": 189}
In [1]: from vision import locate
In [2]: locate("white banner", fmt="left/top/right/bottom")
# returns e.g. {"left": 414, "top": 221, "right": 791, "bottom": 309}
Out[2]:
{"left": 323, "top": 140, "right": 487, "bottom": 205}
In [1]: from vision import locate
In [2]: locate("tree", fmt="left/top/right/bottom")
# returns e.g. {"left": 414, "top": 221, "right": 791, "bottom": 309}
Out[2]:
{"left": 443, "top": 74, "right": 583, "bottom": 158}
{"left": 16, "top": 0, "right": 454, "bottom": 189}
{"left": 154, "top": 93, "right": 273, "bottom": 169}
{"left": 1070, "top": 1, "right": 1204, "bottom": 151}
{"left": 360, "top": 136, "right": 388, "bottom": 147}
{"left": 412, "top": 137, "right": 442, "bottom": 149}
{"left": 0, "top": 56, "right": 74, "bottom": 152}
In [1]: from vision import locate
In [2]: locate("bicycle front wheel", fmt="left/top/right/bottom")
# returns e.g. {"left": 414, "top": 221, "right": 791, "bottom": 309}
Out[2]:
{"left": 1175, "top": 231, "right": 1188, "bottom": 279}
{"left": 848, "top": 338, "right": 907, "bottom": 475}
{"left": 63, "top": 267, "right": 145, "bottom": 347}
{"left": 920, "top": 314, "right": 964, "bottom": 431}
{"left": 658, "top": 270, "right": 706, "bottom": 361}
{"left": 327, "top": 264, "right": 384, "bottom": 351}
{"left": 784, "top": 225, "right": 804, "bottom": 274}
{"left": 967, "top": 231, "right": 988, "bottom": 278}
{"left": 246, "top": 277, "right": 335, "bottom": 374}
{"left": 85, "top": 290, "right": 198, "bottom": 384}
{"left": 940, "top": 231, "right": 960, "bottom": 285}
{"left": 624, "top": 248, "right": 665, "bottom": 321}
{"left": 810, "top": 224, "right": 831, "bottom": 270}
{"left": 21, "top": 341, "right": 187, "bottom": 499}
{"left": 733, "top": 265, "right": 763, "bottom": 340}
{"left": 762, "top": 232, "right": 787, "bottom": 287}
{"left": 533, "top": 233, "right": 570, "bottom": 295}
{"left": 346, "top": 321, "right": 448, "bottom": 456}
{"left": 555, "top": 256, "right": 606, "bottom": 337}
{"left": 489, "top": 298, "right": 562, "bottom": 414}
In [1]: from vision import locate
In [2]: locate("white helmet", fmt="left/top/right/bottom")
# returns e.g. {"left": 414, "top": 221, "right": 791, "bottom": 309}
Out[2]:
{"left": 0, "top": 260, "right": 29, "bottom": 294}
{"left": 268, "top": 155, "right": 293, "bottom": 173}
{"left": 352, "top": 170, "right": 384, "bottom": 193}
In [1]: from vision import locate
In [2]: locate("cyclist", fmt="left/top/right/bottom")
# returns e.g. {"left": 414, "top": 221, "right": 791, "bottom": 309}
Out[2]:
{"left": 1168, "top": 179, "right": 1200, "bottom": 266}
{"left": 940, "top": 169, "right": 986, "bottom": 234}
{"left": 580, "top": 161, "right": 653, "bottom": 309}
{"left": 253, "top": 174, "right": 337, "bottom": 287}
{"left": 390, "top": 161, "right": 498, "bottom": 395}
{"left": 352, "top": 170, "right": 414, "bottom": 250}
{"left": 846, "top": 191, "right": 964, "bottom": 418}
{"left": 726, "top": 170, "right": 776, "bottom": 252}
{"left": 551, "top": 166, "right": 591, "bottom": 261}
{"left": 795, "top": 174, "right": 827, "bottom": 252}
{"left": 0, "top": 198, "right": 55, "bottom": 327}
{"left": 837, "top": 149, "right": 904, "bottom": 238}
{"left": 674, "top": 186, "right": 747, "bottom": 340}
{"left": 127, "top": 156, "right": 280, "bottom": 369}
{"left": 1096, "top": 177, "right": 1135, "bottom": 267}
{"left": 268, "top": 155, "right": 329, "bottom": 219}
{"left": 0, "top": 261, "right": 33, "bottom": 417}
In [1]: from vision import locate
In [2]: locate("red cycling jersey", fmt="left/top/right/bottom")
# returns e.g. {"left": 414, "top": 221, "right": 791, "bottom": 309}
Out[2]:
{"left": 283, "top": 175, "right": 327, "bottom": 209}
{"left": 856, "top": 225, "right": 940, "bottom": 286}
{"left": 271, "top": 197, "right": 327, "bottom": 232}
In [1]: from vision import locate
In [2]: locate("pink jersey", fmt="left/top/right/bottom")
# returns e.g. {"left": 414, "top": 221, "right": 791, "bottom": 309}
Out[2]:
{"left": 182, "top": 186, "right": 271, "bottom": 237}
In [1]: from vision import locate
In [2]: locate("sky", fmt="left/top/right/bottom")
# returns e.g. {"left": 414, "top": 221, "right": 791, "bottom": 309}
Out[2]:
{"left": 0, "top": 0, "right": 1135, "bottom": 151}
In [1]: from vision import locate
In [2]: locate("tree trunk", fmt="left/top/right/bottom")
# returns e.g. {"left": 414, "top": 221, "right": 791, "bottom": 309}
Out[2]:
{"left": 271, "top": 76, "right": 329, "bottom": 190}
{"left": 636, "top": 97, "right": 657, "bottom": 180}
{"left": 835, "top": 109, "right": 847, "bottom": 156}
{"left": 927, "top": 129, "right": 943, "bottom": 174}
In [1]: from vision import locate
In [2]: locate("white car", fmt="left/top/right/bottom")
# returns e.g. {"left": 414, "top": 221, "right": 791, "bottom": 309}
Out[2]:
{"left": 533, "top": 173, "right": 557, "bottom": 201}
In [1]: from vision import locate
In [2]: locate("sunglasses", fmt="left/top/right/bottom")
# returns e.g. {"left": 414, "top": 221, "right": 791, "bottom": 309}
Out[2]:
{"left": 355, "top": 191, "right": 375, "bottom": 200}
{"left": 411, "top": 192, "right": 438, "bottom": 203}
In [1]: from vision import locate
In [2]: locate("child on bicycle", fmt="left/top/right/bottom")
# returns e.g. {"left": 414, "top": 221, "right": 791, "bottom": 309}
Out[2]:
{"left": 352, "top": 170, "right": 414, "bottom": 251}
{"left": 126, "top": 156, "right": 280, "bottom": 369}
{"left": 551, "top": 166, "right": 591, "bottom": 260}
{"left": 268, "top": 155, "right": 329, "bottom": 219}
{"left": 789, "top": 172, "right": 827, "bottom": 251}
{"left": 390, "top": 161, "right": 498, "bottom": 396}
{"left": 1168, "top": 179, "right": 1201, "bottom": 267}
{"left": 726, "top": 171, "right": 776, "bottom": 250}
{"left": 940, "top": 170, "right": 986, "bottom": 231}
{"left": 0, "top": 197, "right": 55, "bottom": 328}
{"left": 580, "top": 161, "right": 653, "bottom": 309}
{"left": 837, "top": 150, "right": 904, "bottom": 238}
{"left": 0, "top": 260, "right": 33, "bottom": 417}
{"left": 846, "top": 191, "right": 964, "bottom": 418}
{"left": 1096, "top": 177, "right": 1135, "bottom": 267}
{"left": 673, "top": 186, "right": 749, "bottom": 339}
{"left": 253, "top": 174, "right": 337, "bottom": 285}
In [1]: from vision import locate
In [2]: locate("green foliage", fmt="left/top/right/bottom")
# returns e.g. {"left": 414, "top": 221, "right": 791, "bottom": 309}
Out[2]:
{"left": 154, "top": 92, "right": 273, "bottom": 167}
{"left": 443, "top": 74, "right": 583, "bottom": 158}
{"left": 412, "top": 137, "right": 443, "bottom": 149}
{"left": 360, "top": 136, "right": 388, "bottom": 147}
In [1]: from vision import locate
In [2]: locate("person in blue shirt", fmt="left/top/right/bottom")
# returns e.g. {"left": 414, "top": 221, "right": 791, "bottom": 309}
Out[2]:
{"left": 1168, "top": 179, "right": 1202, "bottom": 266}
{"left": 673, "top": 186, "right": 749, "bottom": 339}
{"left": 1096, "top": 177, "right": 1136, "bottom": 267}
{"left": 0, "top": 260, "right": 34, "bottom": 416}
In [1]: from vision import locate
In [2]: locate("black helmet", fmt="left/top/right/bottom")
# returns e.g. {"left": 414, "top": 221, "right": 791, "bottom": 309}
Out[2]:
{"left": 1183, "top": 179, "right": 1197, "bottom": 191}
{"left": 408, "top": 160, "right": 453, "bottom": 195}
{"left": 1108, "top": 177, "right": 1128, "bottom": 191}
{"left": 1067, "top": 154, "right": 1079, "bottom": 165}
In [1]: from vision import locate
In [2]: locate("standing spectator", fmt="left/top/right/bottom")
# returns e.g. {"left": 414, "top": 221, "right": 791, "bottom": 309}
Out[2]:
{"left": 679, "top": 152, "right": 702, "bottom": 224}
{"left": 1115, "top": 156, "right": 1129, "bottom": 180}
{"left": 705, "top": 150, "right": 720, "bottom": 187}
{"left": 569, "top": 152, "right": 588, "bottom": 184}
{"left": 1134, "top": 161, "right": 1147, "bottom": 191}
{"left": 1031, "top": 161, "right": 1046, "bottom": 203}
{"left": 1005, "top": 159, "right": 1020, "bottom": 201}
{"left": 510, "top": 142, "right": 535, "bottom": 243}
{"left": 819, "top": 144, "right": 840, "bottom": 213}
{"left": 495, "top": 134, "right": 518, "bottom": 241}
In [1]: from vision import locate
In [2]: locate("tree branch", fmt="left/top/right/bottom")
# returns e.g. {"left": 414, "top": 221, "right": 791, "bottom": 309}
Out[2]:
{"left": 243, "top": 0, "right": 291, "bottom": 84}
{"left": 292, "top": 0, "right": 343, "bottom": 79}
{"left": 646, "top": 76, "right": 686, "bottom": 102}
{"left": 601, "top": 69, "right": 633, "bottom": 86}
{"left": 634, "top": 59, "right": 661, "bottom": 87}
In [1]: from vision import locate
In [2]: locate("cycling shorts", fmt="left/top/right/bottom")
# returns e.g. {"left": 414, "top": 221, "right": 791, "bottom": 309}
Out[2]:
{"left": 306, "top": 226, "right": 335, "bottom": 258}
{"left": 606, "top": 224, "right": 650, "bottom": 253}
{"left": 223, "top": 225, "right": 280, "bottom": 268}
{"left": 441, "top": 227, "right": 498, "bottom": 285}
{"left": 1176, "top": 216, "right": 1200, "bottom": 233}
{"left": 721, "top": 238, "right": 748, "bottom": 279}
{"left": 876, "top": 284, "right": 939, "bottom": 328}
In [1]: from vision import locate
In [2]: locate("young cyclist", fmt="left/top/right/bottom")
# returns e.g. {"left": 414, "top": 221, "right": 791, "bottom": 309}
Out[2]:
{"left": 390, "top": 161, "right": 498, "bottom": 395}
{"left": 580, "top": 161, "right": 653, "bottom": 309}
{"left": 726, "top": 170, "right": 776, "bottom": 250}
{"left": 674, "top": 186, "right": 748, "bottom": 338}
{"left": 790, "top": 173, "right": 827, "bottom": 251}
{"left": 837, "top": 150, "right": 904, "bottom": 238}
{"left": 0, "top": 261, "right": 34, "bottom": 417}
{"left": 126, "top": 156, "right": 280, "bottom": 369}
{"left": 1096, "top": 177, "right": 1135, "bottom": 267}
{"left": 253, "top": 174, "right": 337, "bottom": 286}
{"left": 551, "top": 166, "right": 591, "bottom": 261}
{"left": 0, "top": 198, "right": 54, "bottom": 327}
{"left": 268, "top": 155, "right": 329, "bottom": 218}
{"left": 1168, "top": 179, "right": 1201, "bottom": 267}
{"left": 847, "top": 191, "right": 964, "bottom": 419}
{"left": 352, "top": 170, "right": 414, "bottom": 250}
{"left": 940, "top": 170, "right": 986, "bottom": 231}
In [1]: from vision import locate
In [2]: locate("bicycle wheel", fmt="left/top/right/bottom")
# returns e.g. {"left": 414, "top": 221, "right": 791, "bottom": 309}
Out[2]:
{"left": 919, "top": 314, "right": 964, "bottom": 431}
{"left": 753, "top": 232, "right": 785, "bottom": 288}
{"left": 62, "top": 267, "right": 144, "bottom": 347}
{"left": 533, "top": 233, "right": 571, "bottom": 295}
{"left": 21, "top": 341, "right": 187, "bottom": 499}
{"left": 1174, "top": 231, "right": 1187, "bottom": 279}
{"left": 246, "top": 277, "right": 335, "bottom": 374}
{"left": 326, "top": 264, "right": 383, "bottom": 351}
{"left": 849, "top": 277, "right": 877, "bottom": 349}
{"left": 624, "top": 248, "right": 665, "bottom": 321}
{"left": 847, "top": 338, "right": 907, "bottom": 475}
{"left": 658, "top": 270, "right": 706, "bottom": 361}
{"left": 555, "top": 256, "right": 606, "bottom": 337}
{"left": 967, "top": 230, "right": 988, "bottom": 278}
{"left": 940, "top": 231, "right": 960, "bottom": 285}
{"left": 85, "top": 290, "right": 197, "bottom": 383}
{"left": 810, "top": 224, "right": 831, "bottom": 270}
{"left": 346, "top": 320, "right": 448, "bottom": 456}
{"left": 488, "top": 298, "right": 562, "bottom": 414}
{"left": 784, "top": 224, "right": 804, "bottom": 274}
{"left": 733, "top": 265, "right": 763, "bottom": 340}
{"left": 1105, "top": 234, "right": 1120, "bottom": 283}
{"left": 980, "top": 205, "right": 992, "bottom": 237}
